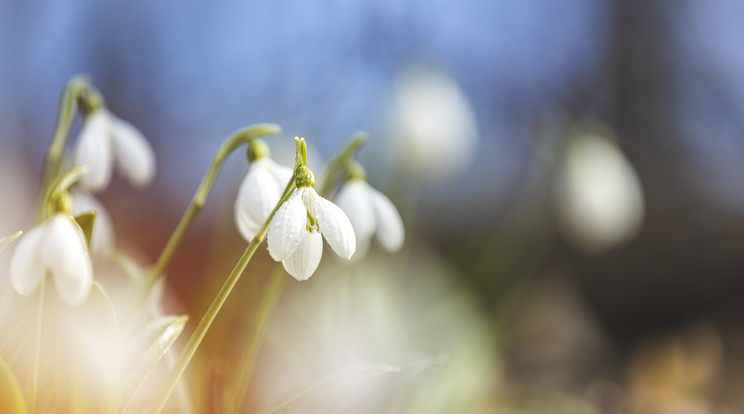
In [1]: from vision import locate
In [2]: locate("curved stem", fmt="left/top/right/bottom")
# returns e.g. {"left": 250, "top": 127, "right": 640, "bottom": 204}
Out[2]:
{"left": 227, "top": 265, "right": 285, "bottom": 414}
{"left": 148, "top": 176, "right": 296, "bottom": 414}
{"left": 316, "top": 131, "right": 367, "bottom": 197}
{"left": 149, "top": 133, "right": 366, "bottom": 412}
{"left": 226, "top": 135, "right": 366, "bottom": 413}
{"left": 0, "top": 231, "right": 22, "bottom": 253}
{"left": 37, "top": 76, "right": 90, "bottom": 222}
{"left": 135, "top": 124, "right": 282, "bottom": 311}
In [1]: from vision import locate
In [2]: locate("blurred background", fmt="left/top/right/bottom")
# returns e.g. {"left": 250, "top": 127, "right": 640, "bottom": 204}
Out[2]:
{"left": 3, "top": 0, "right": 744, "bottom": 412}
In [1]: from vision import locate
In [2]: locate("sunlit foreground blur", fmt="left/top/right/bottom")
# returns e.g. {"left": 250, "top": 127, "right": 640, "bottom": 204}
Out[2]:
{"left": 0, "top": 74, "right": 498, "bottom": 413}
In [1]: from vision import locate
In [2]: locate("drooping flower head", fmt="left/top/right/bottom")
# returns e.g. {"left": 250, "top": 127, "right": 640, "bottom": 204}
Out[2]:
{"left": 388, "top": 67, "right": 478, "bottom": 182}
{"left": 556, "top": 124, "right": 644, "bottom": 252}
{"left": 73, "top": 107, "right": 155, "bottom": 192}
{"left": 234, "top": 139, "right": 292, "bottom": 242}
{"left": 335, "top": 161, "right": 404, "bottom": 258}
{"left": 267, "top": 138, "right": 356, "bottom": 280}
{"left": 10, "top": 184, "right": 93, "bottom": 306}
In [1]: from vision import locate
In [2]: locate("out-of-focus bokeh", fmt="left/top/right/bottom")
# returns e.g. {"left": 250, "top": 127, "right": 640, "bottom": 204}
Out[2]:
{"left": 5, "top": 0, "right": 744, "bottom": 412}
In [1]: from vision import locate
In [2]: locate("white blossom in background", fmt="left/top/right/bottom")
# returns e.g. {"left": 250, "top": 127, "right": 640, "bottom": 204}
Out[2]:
{"left": 268, "top": 183, "right": 356, "bottom": 281}
{"left": 335, "top": 179, "right": 404, "bottom": 258}
{"left": 10, "top": 214, "right": 93, "bottom": 306}
{"left": 556, "top": 130, "right": 645, "bottom": 252}
{"left": 72, "top": 189, "right": 114, "bottom": 256}
{"left": 72, "top": 108, "right": 155, "bottom": 192}
{"left": 388, "top": 67, "right": 478, "bottom": 182}
{"left": 234, "top": 157, "right": 292, "bottom": 242}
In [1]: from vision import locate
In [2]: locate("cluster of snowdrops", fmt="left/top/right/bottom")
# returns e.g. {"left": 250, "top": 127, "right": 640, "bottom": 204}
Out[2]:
{"left": 0, "top": 76, "right": 404, "bottom": 413}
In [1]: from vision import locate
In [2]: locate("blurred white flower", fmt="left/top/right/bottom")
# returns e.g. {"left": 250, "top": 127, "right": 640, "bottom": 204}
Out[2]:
{"left": 389, "top": 67, "right": 478, "bottom": 182}
{"left": 72, "top": 189, "right": 114, "bottom": 256}
{"left": 556, "top": 130, "right": 645, "bottom": 252}
{"left": 268, "top": 186, "right": 355, "bottom": 281}
{"left": 335, "top": 179, "right": 404, "bottom": 258}
{"left": 10, "top": 214, "right": 93, "bottom": 306}
{"left": 73, "top": 108, "right": 155, "bottom": 192}
{"left": 234, "top": 157, "right": 292, "bottom": 242}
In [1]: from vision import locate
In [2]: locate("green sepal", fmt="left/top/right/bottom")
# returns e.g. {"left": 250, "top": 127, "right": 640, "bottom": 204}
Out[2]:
{"left": 73, "top": 211, "right": 97, "bottom": 249}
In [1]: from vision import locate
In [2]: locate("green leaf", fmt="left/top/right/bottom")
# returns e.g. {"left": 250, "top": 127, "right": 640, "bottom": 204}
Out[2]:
{"left": 73, "top": 211, "right": 96, "bottom": 249}
{"left": 256, "top": 364, "right": 400, "bottom": 414}
{"left": 0, "top": 354, "right": 26, "bottom": 413}
{"left": 120, "top": 315, "right": 188, "bottom": 413}
{"left": 142, "top": 315, "right": 188, "bottom": 363}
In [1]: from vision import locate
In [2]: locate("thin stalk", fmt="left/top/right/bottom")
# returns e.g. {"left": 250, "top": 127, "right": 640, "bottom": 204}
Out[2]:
{"left": 316, "top": 131, "right": 367, "bottom": 197}
{"left": 30, "top": 279, "right": 45, "bottom": 414}
{"left": 133, "top": 124, "right": 282, "bottom": 316}
{"left": 226, "top": 136, "right": 363, "bottom": 413}
{"left": 0, "top": 231, "right": 22, "bottom": 253}
{"left": 38, "top": 76, "right": 90, "bottom": 222}
{"left": 69, "top": 347, "right": 83, "bottom": 414}
{"left": 227, "top": 265, "right": 285, "bottom": 414}
{"left": 149, "top": 133, "right": 366, "bottom": 412}
{"left": 148, "top": 177, "right": 296, "bottom": 414}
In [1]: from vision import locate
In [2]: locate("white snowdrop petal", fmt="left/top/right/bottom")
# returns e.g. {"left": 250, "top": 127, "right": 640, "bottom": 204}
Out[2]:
{"left": 268, "top": 160, "right": 293, "bottom": 188}
{"left": 267, "top": 190, "right": 307, "bottom": 261}
{"left": 72, "top": 189, "right": 115, "bottom": 255}
{"left": 234, "top": 208, "right": 262, "bottom": 242}
{"left": 110, "top": 114, "right": 155, "bottom": 188}
{"left": 369, "top": 187, "right": 405, "bottom": 252}
{"left": 42, "top": 215, "right": 92, "bottom": 306}
{"left": 315, "top": 191, "right": 356, "bottom": 260}
{"left": 9, "top": 224, "right": 47, "bottom": 297}
{"left": 73, "top": 110, "right": 113, "bottom": 192}
{"left": 234, "top": 160, "right": 283, "bottom": 242}
{"left": 282, "top": 231, "right": 323, "bottom": 281}
{"left": 391, "top": 68, "right": 478, "bottom": 181}
{"left": 335, "top": 181, "right": 375, "bottom": 256}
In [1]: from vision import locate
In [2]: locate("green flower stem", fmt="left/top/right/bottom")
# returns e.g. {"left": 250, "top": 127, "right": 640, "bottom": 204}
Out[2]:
{"left": 136, "top": 124, "right": 282, "bottom": 308}
{"left": 227, "top": 135, "right": 367, "bottom": 413}
{"left": 227, "top": 265, "right": 285, "bottom": 414}
{"left": 150, "top": 134, "right": 365, "bottom": 413}
{"left": 37, "top": 76, "right": 90, "bottom": 222}
{"left": 0, "top": 231, "right": 23, "bottom": 253}
{"left": 30, "top": 279, "right": 45, "bottom": 414}
{"left": 149, "top": 176, "right": 296, "bottom": 414}
{"left": 316, "top": 131, "right": 367, "bottom": 197}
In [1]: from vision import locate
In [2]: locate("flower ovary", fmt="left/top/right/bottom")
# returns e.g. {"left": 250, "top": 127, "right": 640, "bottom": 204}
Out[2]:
{"left": 294, "top": 165, "right": 315, "bottom": 188}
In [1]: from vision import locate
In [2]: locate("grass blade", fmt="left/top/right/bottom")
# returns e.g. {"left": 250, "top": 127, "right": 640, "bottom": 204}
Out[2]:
{"left": 256, "top": 363, "right": 400, "bottom": 414}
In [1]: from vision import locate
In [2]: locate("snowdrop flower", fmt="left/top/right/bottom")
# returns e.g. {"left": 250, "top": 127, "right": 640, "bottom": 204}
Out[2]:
{"left": 388, "top": 67, "right": 478, "bottom": 182}
{"left": 72, "top": 108, "right": 155, "bottom": 192}
{"left": 335, "top": 164, "right": 404, "bottom": 258}
{"left": 234, "top": 140, "right": 292, "bottom": 241}
{"left": 71, "top": 189, "right": 115, "bottom": 256}
{"left": 267, "top": 165, "right": 356, "bottom": 281}
{"left": 556, "top": 128, "right": 644, "bottom": 252}
{"left": 10, "top": 213, "right": 93, "bottom": 306}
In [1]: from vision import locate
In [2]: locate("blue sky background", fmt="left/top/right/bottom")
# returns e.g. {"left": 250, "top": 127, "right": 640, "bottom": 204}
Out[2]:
{"left": 4, "top": 1, "right": 744, "bottom": 227}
